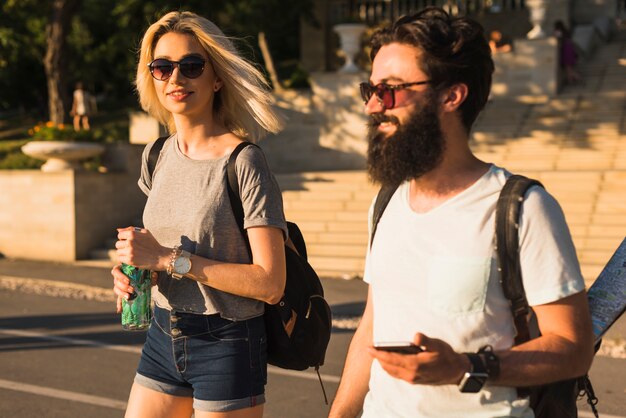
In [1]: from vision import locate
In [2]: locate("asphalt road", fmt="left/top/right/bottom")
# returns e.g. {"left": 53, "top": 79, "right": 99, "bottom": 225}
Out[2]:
{"left": 0, "top": 280, "right": 624, "bottom": 417}
{"left": 0, "top": 278, "right": 367, "bottom": 418}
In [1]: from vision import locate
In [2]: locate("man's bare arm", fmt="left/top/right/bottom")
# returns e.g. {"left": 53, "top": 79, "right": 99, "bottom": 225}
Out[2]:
{"left": 370, "top": 291, "right": 594, "bottom": 387}
{"left": 494, "top": 290, "right": 594, "bottom": 386}
{"left": 329, "top": 287, "right": 374, "bottom": 418}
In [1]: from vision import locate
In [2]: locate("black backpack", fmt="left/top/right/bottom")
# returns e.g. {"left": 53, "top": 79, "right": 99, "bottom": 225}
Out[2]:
{"left": 147, "top": 138, "right": 332, "bottom": 392}
{"left": 371, "top": 175, "right": 599, "bottom": 418}
{"left": 495, "top": 175, "right": 598, "bottom": 418}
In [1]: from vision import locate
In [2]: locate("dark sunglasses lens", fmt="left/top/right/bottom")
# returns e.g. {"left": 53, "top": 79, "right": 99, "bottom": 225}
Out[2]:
{"left": 359, "top": 83, "right": 374, "bottom": 103}
{"left": 359, "top": 83, "right": 372, "bottom": 103}
{"left": 376, "top": 85, "right": 394, "bottom": 109}
{"left": 179, "top": 58, "right": 205, "bottom": 79}
{"left": 150, "top": 59, "right": 174, "bottom": 80}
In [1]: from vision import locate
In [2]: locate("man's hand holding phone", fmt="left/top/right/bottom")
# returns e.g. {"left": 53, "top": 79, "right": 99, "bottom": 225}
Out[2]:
{"left": 369, "top": 333, "right": 469, "bottom": 386}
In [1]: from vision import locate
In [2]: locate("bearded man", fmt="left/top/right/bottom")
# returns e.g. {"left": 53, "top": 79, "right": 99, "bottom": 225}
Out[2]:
{"left": 329, "top": 7, "right": 594, "bottom": 418}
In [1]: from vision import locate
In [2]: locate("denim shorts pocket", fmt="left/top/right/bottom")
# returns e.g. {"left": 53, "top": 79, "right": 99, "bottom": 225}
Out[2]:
{"left": 427, "top": 255, "right": 491, "bottom": 316}
{"left": 207, "top": 318, "right": 249, "bottom": 343}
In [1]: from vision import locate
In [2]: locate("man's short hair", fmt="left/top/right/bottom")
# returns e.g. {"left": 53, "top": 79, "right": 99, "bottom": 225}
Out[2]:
{"left": 370, "top": 7, "right": 494, "bottom": 132}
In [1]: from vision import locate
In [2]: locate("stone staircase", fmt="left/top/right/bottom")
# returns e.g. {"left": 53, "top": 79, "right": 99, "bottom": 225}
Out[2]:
{"left": 278, "top": 33, "right": 626, "bottom": 285}
{"left": 276, "top": 168, "right": 626, "bottom": 286}
{"left": 277, "top": 171, "right": 375, "bottom": 279}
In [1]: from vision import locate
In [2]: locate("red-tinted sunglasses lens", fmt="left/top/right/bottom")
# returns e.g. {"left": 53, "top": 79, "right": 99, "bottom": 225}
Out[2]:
{"left": 375, "top": 85, "right": 394, "bottom": 109}
{"left": 359, "top": 83, "right": 394, "bottom": 109}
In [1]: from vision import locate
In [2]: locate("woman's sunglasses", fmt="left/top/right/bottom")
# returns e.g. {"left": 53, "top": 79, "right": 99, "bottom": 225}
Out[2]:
{"left": 148, "top": 57, "right": 206, "bottom": 81}
{"left": 359, "top": 80, "right": 430, "bottom": 110}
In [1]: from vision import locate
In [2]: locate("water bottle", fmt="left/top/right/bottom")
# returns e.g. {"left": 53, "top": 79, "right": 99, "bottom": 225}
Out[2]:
{"left": 120, "top": 263, "right": 152, "bottom": 331}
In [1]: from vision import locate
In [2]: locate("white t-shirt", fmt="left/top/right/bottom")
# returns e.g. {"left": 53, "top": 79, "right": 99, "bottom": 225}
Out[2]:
{"left": 362, "top": 165, "right": 584, "bottom": 418}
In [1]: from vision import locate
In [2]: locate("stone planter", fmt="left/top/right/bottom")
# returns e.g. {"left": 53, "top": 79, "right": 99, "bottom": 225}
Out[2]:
{"left": 334, "top": 23, "right": 367, "bottom": 73}
{"left": 21, "top": 141, "right": 105, "bottom": 172}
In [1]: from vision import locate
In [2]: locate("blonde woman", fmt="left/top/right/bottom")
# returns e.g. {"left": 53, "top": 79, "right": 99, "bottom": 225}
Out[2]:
{"left": 112, "top": 11, "right": 286, "bottom": 418}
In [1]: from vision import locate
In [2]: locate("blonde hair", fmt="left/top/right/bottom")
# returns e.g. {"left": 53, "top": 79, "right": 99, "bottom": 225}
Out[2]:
{"left": 136, "top": 11, "right": 283, "bottom": 141}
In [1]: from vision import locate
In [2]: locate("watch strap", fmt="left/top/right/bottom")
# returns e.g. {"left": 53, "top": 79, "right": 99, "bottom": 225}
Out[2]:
{"left": 167, "top": 245, "right": 181, "bottom": 276}
{"left": 479, "top": 345, "right": 500, "bottom": 379}
{"left": 466, "top": 353, "right": 486, "bottom": 374}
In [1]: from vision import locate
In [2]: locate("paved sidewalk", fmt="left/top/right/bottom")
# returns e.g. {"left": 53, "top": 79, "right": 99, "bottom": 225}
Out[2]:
{"left": 0, "top": 256, "right": 623, "bottom": 356}
{"left": 0, "top": 257, "right": 369, "bottom": 320}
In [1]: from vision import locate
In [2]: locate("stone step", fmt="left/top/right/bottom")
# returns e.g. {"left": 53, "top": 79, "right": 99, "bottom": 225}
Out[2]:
{"left": 308, "top": 255, "right": 365, "bottom": 276}
{"left": 307, "top": 243, "right": 366, "bottom": 258}
{"left": 89, "top": 248, "right": 117, "bottom": 263}
{"left": 578, "top": 249, "right": 622, "bottom": 264}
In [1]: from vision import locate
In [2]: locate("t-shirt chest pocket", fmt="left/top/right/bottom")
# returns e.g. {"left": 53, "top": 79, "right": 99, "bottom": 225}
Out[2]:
{"left": 427, "top": 255, "right": 491, "bottom": 315}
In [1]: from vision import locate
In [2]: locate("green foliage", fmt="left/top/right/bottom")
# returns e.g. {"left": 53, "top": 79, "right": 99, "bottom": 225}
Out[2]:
{"left": 284, "top": 65, "right": 311, "bottom": 89}
{"left": 0, "top": 0, "right": 47, "bottom": 111}
{"left": 0, "top": 139, "right": 41, "bottom": 169}
{"left": 28, "top": 122, "right": 101, "bottom": 142}
{"left": 0, "top": 152, "right": 42, "bottom": 170}
{"left": 0, "top": 139, "right": 29, "bottom": 158}
{"left": 0, "top": 0, "right": 313, "bottom": 116}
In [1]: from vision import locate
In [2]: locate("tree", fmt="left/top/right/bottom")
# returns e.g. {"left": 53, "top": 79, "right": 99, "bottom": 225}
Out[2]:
{"left": 0, "top": 0, "right": 313, "bottom": 119}
{"left": 44, "top": 0, "right": 80, "bottom": 124}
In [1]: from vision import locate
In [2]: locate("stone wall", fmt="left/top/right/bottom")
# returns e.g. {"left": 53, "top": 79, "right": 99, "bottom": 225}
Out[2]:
{"left": 572, "top": 0, "right": 619, "bottom": 24}
{"left": 0, "top": 144, "right": 146, "bottom": 261}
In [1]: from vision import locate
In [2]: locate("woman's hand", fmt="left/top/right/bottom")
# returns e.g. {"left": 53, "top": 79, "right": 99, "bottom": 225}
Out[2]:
{"left": 112, "top": 264, "right": 158, "bottom": 313}
{"left": 115, "top": 226, "right": 170, "bottom": 271}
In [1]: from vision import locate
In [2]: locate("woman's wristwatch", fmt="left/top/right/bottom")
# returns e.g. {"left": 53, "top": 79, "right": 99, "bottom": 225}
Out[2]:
{"left": 167, "top": 245, "right": 192, "bottom": 279}
{"left": 458, "top": 345, "right": 500, "bottom": 393}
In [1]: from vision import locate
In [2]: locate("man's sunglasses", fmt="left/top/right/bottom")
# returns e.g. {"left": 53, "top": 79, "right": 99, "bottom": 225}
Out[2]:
{"left": 148, "top": 57, "right": 206, "bottom": 81}
{"left": 359, "top": 80, "right": 431, "bottom": 110}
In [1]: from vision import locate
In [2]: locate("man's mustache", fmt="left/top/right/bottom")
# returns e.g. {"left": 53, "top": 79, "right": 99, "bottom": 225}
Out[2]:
{"left": 368, "top": 113, "right": 400, "bottom": 128}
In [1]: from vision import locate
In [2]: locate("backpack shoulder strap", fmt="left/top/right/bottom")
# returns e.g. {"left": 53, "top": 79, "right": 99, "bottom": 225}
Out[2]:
{"left": 495, "top": 174, "right": 543, "bottom": 345}
{"left": 147, "top": 136, "right": 169, "bottom": 181}
{"left": 226, "top": 141, "right": 259, "bottom": 256}
{"left": 370, "top": 183, "right": 400, "bottom": 248}
{"left": 226, "top": 141, "right": 258, "bottom": 232}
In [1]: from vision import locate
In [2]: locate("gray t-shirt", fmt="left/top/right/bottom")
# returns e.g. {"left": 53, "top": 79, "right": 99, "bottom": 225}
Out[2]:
{"left": 138, "top": 135, "right": 287, "bottom": 320}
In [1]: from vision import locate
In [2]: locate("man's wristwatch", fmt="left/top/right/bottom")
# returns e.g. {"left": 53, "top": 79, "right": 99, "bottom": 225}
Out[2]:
{"left": 479, "top": 345, "right": 500, "bottom": 380}
{"left": 458, "top": 353, "right": 489, "bottom": 393}
{"left": 168, "top": 247, "right": 192, "bottom": 280}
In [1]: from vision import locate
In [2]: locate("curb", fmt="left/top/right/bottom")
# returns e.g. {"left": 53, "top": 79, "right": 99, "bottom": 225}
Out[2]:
{"left": 1, "top": 274, "right": 624, "bottom": 359}
{"left": 0, "top": 275, "right": 114, "bottom": 303}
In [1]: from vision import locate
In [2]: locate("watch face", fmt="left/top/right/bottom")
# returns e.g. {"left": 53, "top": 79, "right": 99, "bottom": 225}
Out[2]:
{"left": 460, "top": 372, "right": 488, "bottom": 393}
{"left": 174, "top": 256, "right": 191, "bottom": 274}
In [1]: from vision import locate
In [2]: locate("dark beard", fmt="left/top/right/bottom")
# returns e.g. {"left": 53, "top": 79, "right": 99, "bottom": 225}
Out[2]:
{"left": 366, "top": 99, "right": 445, "bottom": 186}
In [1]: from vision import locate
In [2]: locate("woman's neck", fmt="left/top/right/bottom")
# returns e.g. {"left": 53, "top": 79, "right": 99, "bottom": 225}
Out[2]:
{"left": 173, "top": 114, "right": 238, "bottom": 159}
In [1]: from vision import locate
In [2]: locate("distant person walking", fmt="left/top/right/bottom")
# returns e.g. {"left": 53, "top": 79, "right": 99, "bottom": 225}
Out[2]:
{"left": 554, "top": 20, "right": 583, "bottom": 85}
{"left": 112, "top": 10, "right": 286, "bottom": 418}
{"left": 70, "top": 82, "right": 95, "bottom": 131}
{"left": 488, "top": 30, "right": 512, "bottom": 54}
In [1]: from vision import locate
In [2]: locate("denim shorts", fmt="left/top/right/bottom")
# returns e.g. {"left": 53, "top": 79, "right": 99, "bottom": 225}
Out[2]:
{"left": 135, "top": 305, "right": 267, "bottom": 412}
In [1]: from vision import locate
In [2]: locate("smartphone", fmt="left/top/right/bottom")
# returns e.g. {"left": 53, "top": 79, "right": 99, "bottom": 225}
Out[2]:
{"left": 373, "top": 342, "right": 423, "bottom": 354}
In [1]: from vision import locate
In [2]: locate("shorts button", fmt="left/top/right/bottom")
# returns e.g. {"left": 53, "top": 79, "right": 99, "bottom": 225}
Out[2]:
{"left": 171, "top": 328, "right": 181, "bottom": 337}
{"left": 170, "top": 316, "right": 178, "bottom": 323}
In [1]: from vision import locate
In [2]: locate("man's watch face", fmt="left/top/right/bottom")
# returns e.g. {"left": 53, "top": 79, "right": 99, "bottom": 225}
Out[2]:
{"left": 459, "top": 372, "right": 488, "bottom": 393}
